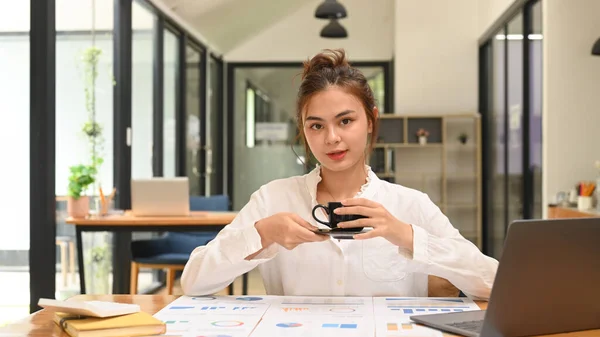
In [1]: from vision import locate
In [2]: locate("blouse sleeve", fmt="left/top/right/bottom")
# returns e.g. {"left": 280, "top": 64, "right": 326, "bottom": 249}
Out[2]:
{"left": 180, "top": 187, "right": 278, "bottom": 296}
{"left": 399, "top": 192, "right": 499, "bottom": 300}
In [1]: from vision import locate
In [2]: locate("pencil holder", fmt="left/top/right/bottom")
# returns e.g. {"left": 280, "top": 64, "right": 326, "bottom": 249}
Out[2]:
{"left": 577, "top": 196, "right": 592, "bottom": 211}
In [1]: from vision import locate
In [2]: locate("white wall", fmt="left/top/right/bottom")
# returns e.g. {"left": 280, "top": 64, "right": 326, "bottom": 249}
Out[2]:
{"left": 542, "top": 0, "right": 600, "bottom": 215}
{"left": 394, "top": 0, "right": 479, "bottom": 115}
{"left": 477, "top": 0, "right": 516, "bottom": 37}
{"left": 225, "top": 0, "right": 394, "bottom": 62}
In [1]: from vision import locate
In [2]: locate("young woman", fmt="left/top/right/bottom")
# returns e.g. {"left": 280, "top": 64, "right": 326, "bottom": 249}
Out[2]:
{"left": 180, "top": 49, "right": 498, "bottom": 300}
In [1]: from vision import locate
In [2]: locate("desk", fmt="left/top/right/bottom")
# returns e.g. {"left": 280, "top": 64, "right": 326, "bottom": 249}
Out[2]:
{"left": 548, "top": 205, "right": 600, "bottom": 219}
{"left": 65, "top": 211, "right": 237, "bottom": 294}
{"left": 1, "top": 295, "right": 598, "bottom": 337}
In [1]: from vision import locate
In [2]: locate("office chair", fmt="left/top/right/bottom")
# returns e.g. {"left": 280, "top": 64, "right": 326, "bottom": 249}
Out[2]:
{"left": 129, "top": 195, "right": 243, "bottom": 295}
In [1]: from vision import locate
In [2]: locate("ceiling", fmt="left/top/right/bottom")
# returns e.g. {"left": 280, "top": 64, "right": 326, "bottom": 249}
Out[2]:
{"left": 158, "top": 0, "right": 310, "bottom": 53}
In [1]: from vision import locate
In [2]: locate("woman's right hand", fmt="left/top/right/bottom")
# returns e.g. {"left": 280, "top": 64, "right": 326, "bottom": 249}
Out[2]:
{"left": 255, "top": 212, "right": 329, "bottom": 250}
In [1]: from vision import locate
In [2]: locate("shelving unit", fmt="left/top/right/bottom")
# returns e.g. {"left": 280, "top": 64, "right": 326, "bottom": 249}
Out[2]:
{"left": 370, "top": 113, "right": 482, "bottom": 248}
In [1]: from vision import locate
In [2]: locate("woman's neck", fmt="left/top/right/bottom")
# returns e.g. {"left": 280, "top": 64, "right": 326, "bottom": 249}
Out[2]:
{"left": 318, "top": 162, "right": 368, "bottom": 201}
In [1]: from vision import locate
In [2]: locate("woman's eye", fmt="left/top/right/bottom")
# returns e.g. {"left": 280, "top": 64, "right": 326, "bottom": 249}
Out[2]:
{"left": 310, "top": 124, "right": 323, "bottom": 130}
{"left": 341, "top": 118, "right": 352, "bottom": 125}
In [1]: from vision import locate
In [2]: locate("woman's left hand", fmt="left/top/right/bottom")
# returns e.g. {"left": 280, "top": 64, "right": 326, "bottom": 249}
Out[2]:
{"left": 335, "top": 198, "right": 414, "bottom": 251}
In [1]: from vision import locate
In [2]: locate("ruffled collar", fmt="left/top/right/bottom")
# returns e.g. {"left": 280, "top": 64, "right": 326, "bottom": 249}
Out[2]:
{"left": 305, "top": 164, "right": 379, "bottom": 206}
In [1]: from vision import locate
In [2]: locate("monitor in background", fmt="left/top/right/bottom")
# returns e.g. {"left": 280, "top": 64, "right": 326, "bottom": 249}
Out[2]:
{"left": 410, "top": 217, "right": 600, "bottom": 337}
{"left": 131, "top": 177, "right": 190, "bottom": 216}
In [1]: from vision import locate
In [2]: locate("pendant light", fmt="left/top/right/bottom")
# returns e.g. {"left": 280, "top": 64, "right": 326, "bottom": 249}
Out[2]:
{"left": 320, "top": 19, "right": 348, "bottom": 38}
{"left": 592, "top": 37, "right": 600, "bottom": 56}
{"left": 315, "top": 0, "right": 347, "bottom": 19}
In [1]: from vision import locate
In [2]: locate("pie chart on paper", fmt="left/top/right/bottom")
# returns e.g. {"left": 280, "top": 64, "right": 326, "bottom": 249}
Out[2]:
{"left": 210, "top": 321, "right": 244, "bottom": 327}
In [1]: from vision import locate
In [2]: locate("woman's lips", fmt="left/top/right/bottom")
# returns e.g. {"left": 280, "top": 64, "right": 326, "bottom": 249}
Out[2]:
{"left": 326, "top": 150, "right": 347, "bottom": 161}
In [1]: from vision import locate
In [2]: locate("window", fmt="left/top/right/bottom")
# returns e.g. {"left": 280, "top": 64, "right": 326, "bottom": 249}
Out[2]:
{"left": 0, "top": 0, "right": 30, "bottom": 321}
{"left": 163, "top": 28, "right": 179, "bottom": 177}
{"left": 245, "top": 82, "right": 272, "bottom": 148}
{"left": 131, "top": 0, "right": 155, "bottom": 179}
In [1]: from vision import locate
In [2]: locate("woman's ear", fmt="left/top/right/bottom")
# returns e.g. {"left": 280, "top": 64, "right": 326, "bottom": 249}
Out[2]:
{"left": 369, "top": 106, "right": 379, "bottom": 133}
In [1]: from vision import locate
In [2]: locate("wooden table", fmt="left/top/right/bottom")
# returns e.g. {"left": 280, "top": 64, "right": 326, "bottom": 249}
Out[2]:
{"left": 548, "top": 205, "right": 600, "bottom": 219}
{"left": 65, "top": 211, "right": 237, "bottom": 295}
{"left": 1, "top": 295, "right": 597, "bottom": 337}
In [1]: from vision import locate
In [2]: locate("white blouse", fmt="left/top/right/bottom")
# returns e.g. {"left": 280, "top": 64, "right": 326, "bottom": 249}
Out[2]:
{"left": 180, "top": 166, "right": 498, "bottom": 300}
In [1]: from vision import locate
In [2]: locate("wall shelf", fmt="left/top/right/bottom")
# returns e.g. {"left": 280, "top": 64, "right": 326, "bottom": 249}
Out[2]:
{"left": 370, "top": 113, "right": 482, "bottom": 249}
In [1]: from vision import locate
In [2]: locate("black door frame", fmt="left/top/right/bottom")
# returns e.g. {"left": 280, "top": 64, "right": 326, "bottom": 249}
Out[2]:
{"left": 209, "top": 54, "right": 225, "bottom": 196}
{"left": 30, "top": 0, "right": 57, "bottom": 312}
{"left": 478, "top": 0, "right": 540, "bottom": 257}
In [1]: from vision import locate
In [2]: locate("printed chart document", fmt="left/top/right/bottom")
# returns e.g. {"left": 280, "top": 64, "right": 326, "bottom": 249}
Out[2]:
{"left": 373, "top": 297, "right": 481, "bottom": 337}
{"left": 152, "top": 295, "right": 482, "bottom": 337}
{"left": 153, "top": 295, "right": 271, "bottom": 337}
{"left": 251, "top": 296, "right": 375, "bottom": 337}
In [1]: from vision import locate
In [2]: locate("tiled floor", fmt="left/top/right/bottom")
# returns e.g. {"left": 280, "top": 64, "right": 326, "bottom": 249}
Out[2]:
{"left": 0, "top": 268, "right": 265, "bottom": 327}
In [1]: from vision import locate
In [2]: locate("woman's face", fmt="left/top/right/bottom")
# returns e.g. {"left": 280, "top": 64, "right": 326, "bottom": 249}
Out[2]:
{"left": 302, "top": 86, "right": 372, "bottom": 172}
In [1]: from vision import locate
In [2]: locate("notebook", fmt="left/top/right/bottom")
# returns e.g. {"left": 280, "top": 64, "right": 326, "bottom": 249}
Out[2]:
{"left": 53, "top": 311, "right": 166, "bottom": 337}
{"left": 38, "top": 298, "right": 141, "bottom": 318}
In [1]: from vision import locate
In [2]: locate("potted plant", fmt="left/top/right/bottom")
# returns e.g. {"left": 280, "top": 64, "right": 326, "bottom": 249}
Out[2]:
{"left": 416, "top": 128, "right": 429, "bottom": 145}
{"left": 67, "top": 164, "right": 96, "bottom": 218}
{"left": 458, "top": 132, "right": 468, "bottom": 144}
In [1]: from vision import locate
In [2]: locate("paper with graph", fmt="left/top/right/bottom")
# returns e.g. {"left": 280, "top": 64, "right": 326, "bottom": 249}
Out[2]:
{"left": 152, "top": 295, "right": 271, "bottom": 337}
{"left": 251, "top": 296, "right": 375, "bottom": 337}
{"left": 152, "top": 295, "right": 480, "bottom": 337}
{"left": 373, "top": 297, "right": 481, "bottom": 337}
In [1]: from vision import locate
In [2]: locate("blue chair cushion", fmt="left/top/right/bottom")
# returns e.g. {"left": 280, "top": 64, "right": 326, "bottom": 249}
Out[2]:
{"left": 130, "top": 195, "right": 231, "bottom": 262}
{"left": 189, "top": 195, "right": 229, "bottom": 211}
{"left": 134, "top": 253, "right": 190, "bottom": 265}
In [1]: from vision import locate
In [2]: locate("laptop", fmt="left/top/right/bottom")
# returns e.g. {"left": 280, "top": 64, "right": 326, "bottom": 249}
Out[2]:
{"left": 131, "top": 177, "right": 190, "bottom": 216}
{"left": 410, "top": 218, "right": 600, "bottom": 337}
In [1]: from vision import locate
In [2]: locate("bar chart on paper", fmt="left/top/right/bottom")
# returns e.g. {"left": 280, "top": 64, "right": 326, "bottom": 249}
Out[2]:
{"left": 153, "top": 296, "right": 270, "bottom": 337}
{"left": 373, "top": 297, "right": 480, "bottom": 317}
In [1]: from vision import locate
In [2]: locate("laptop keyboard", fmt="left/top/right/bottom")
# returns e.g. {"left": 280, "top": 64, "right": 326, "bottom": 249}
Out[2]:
{"left": 447, "top": 320, "right": 484, "bottom": 333}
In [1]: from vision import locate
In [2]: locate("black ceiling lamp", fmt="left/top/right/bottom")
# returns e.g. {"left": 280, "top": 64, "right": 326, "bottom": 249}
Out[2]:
{"left": 320, "top": 19, "right": 348, "bottom": 38}
{"left": 592, "top": 37, "right": 600, "bottom": 56}
{"left": 315, "top": 0, "right": 347, "bottom": 19}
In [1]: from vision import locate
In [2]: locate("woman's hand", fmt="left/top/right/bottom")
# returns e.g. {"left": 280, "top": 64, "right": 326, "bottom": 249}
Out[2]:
{"left": 334, "top": 198, "right": 414, "bottom": 251}
{"left": 255, "top": 212, "right": 329, "bottom": 250}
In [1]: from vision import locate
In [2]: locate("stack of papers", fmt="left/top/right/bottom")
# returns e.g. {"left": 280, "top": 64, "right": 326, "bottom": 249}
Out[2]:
{"left": 152, "top": 295, "right": 481, "bottom": 337}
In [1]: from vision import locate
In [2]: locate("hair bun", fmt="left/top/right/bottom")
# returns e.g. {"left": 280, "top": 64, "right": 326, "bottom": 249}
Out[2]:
{"left": 301, "top": 48, "right": 350, "bottom": 79}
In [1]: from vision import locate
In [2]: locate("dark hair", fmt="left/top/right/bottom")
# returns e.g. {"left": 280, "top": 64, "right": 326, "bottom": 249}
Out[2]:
{"left": 294, "top": 48, "right": 379, "bottom": 164}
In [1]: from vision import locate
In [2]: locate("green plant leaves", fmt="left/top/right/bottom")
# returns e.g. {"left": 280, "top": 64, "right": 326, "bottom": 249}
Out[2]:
{"left": 67, "top": 164, "right": 97, "bottom": 199}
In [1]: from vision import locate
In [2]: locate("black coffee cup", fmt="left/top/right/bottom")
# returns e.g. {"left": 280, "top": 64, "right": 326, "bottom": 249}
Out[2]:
{"left": 311, "top": 202, "right": 367, "bottom": 232}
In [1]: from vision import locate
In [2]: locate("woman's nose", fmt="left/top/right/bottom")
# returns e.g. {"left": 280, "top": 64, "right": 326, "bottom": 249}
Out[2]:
{"left": 325, "top": 127, "right": 341, "bottom": 144}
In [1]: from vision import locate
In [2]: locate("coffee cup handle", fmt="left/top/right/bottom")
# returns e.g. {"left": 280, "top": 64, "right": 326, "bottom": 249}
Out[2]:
{"left": 311, "top": 204, "right": 330, "bottom": 226}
